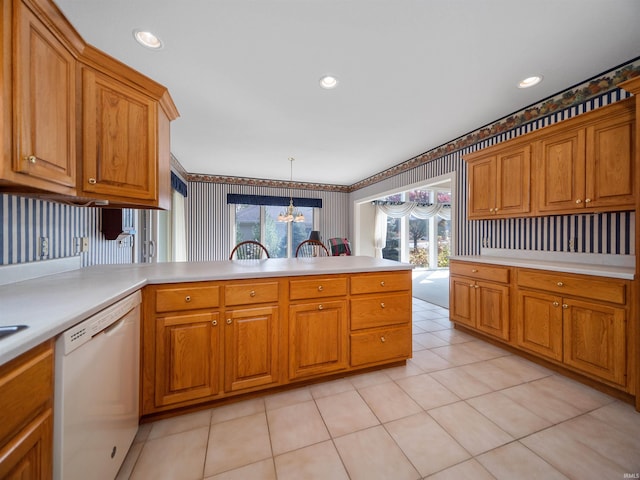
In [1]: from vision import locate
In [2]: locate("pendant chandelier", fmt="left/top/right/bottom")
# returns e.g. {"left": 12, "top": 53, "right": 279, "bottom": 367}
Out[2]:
{"left": 278, "top": 157, "right": 305, "bottom": 223}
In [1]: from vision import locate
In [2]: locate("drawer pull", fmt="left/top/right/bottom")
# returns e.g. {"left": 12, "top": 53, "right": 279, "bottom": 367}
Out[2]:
{"left": 489, "top": 208, "right": 494, "bottom": 212}
{"left": 380, "top": 336, "right": 386, "bottom": 343}
{"left": 380, "top": 281, "right": 385, "bottom": 287}
{"left": 469, "top": 284, "right": 475, "bottom": 288}
{"left": 318, "top": 285, "right": 324, "bottom": 292}
{"left": 249, "top": 290, "right": 256, "bottom": 297}
{"left": 318, "top": 304, "right": 324, "bottom": 310}
{"left": 471, "top": 269, "right": 478, "bottom": 273}
{"left": 575, "top": 199, "right": 582, "bottom": 204}
{"left": 226, "top": 318, "right": 232, "bottom": 324}
{"left": 494, "top": 208, "right": 499, "bottom": 212}
{"left": 185, "top": 295, "right": 191, "bottom": 302}
{"left": 562, "top": 304, "right": 569, "bottom": 309}
{"left": 212, "top": 320, "right": 218, "bottom": 326}
{"left": 26, "top": 155, "right": 37, "bottom": 164}
{"left": 380, "top": 302, "right": 385, "bottom": 308}
{"left": 557, "top": 282, "right": 564, "bottom": 287}
{"left": 585, "top": 198, "right": 591, "bottom": 203}
{"left": 552, "top": 301, "right": 559, "bottom": 307}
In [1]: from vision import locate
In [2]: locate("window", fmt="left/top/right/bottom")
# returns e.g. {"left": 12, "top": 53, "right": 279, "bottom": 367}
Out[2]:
{"left": 231, "top": 196, "right": 318, "bottom": 258}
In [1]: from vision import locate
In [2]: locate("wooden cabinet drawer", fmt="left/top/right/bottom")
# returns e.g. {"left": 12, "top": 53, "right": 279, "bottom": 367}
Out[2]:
{"left": 351, "top": 293, "right": 411, "bottom": 330}
{"left": 350, "top": 272, "right": 411, "bottom": 295}
{"left": 290, "top": 276, "right": 347, "bottom": 300}
{"left": 517, "top": 269, "right": 626, "bottom": 304}
{"left": 0, "top": 341, "right": 53, "bottom": 446}
{"left": 225, "top": 281, "right": 279, "bottom": 306}
{"left": 450, "top": 261, "right": 510, "bottom": 283}
{"left": 156, "top": 285, "right": 220, "bottom": 312}
{"left": 351, "top": 325, "right": 412, "bottom": 367}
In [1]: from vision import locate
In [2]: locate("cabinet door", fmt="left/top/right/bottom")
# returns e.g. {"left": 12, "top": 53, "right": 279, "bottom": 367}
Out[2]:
{"left": 81, "top": 68, "right": 158, "bottom": 201}
{"left": 536, "top": 129, "right": 585, "bottom": 213}
{"left": 289, "top": 300, "right": 348, "bottom": 379}
{"left": 467, "top": 156, "right": 496, "bottom": 219}
{"left": 0, "top": 410, "right": 53, "bottom": 480}
{"left": 585, "top": 114, "right": 635, "bottom": 210}
{"left": 155, "top": 312, "right": 220, "bottom": 406}
{"left": 495, "top": 145, "right": 530, "bottom": 216}
{"left": 224, "top": 306, "right": 279, "bottom": 392}
{"left": 13, "top": 0, "right": 76, "bottom": 190}
{"left": 562, "top": 299, "right": 626, "bottom": 386}
{"left": 475, "top": 281, "right": 510, "bottom": 341}
{"left": 449, "top": 275, "right": 474, "bottom": 328}
{"left": 515, "top": 290, "right": 563, "bottom": 361}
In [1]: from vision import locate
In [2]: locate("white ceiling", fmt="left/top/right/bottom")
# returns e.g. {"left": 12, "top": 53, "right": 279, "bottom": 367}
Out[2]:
{"left": 55, "top": 0, "right": 640, "bottom": 186}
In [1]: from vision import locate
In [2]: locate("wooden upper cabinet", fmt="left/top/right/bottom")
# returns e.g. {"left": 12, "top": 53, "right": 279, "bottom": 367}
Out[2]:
{"left": 536, "top": 100, "right": 635, "bottom": 214}
{"left": 466, "top": 143, "right": 531, "bottom": 219}
{"left": 80, "top": 67, "right": 158, "bottom": 203}
{"left": 1, "top": 0, "right": 79, "bottom": 194}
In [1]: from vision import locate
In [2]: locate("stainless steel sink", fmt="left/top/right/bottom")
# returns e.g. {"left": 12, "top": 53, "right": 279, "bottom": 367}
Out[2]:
{"left": 0, "top": 325, "right": 28, "bottom": 339}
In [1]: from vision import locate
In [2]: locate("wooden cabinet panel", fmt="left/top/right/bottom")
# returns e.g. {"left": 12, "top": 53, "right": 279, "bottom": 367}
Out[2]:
{"left": 450, "top": 261, "right": 509, "bottom": 283}
{"left": 224, "top": 306, "right": 279, "bottom": 391}
{"left": 351, "top": 293, "right": 411, "bottom": 330}
{"left": 350, "top": 272, "right": 411, "bottom": 295}
{"left": 449, "top": 275, "right": 474, "bottom": 328}
{"left": 515, "top": 290, "right": 563, "bottom": 361}
{"left": 563, "top": 299, "right": 626, "bottom": 386}
{"left": 289, "top": 300, "right": 348, "bottom": 379}
{"left": 0, "top": 340, "right": 53, "bottom": 479}
{"left": 8, "top": 0, "right": 76, "bottom": 192}
{"left": 225, "top": 281, "right": 279, "bottom": 306}
{"left": 289, "top": 276, "right": 347, "bottom": 300}
{"left": 475, "top": 280, "right": 510, "bottom": 341}
{"left": 517, "top": 269, "right": 626, "bottom": 304}
{"left": 155, "top": 285, "right": 220, "bottom": 312}
{"left": 155, "top": 312, "right": 220, "bottom": 406}
{"left": 351, "top": 325, "right": 412, "bottom": 367}
{"left": 81, "top": 67, "right": 158, "bottom": 202}
{"left": 467, "top": 156, "right": 495, "bottom": 218}
{"left": 585, "top": 114, "right": 635, "bottom": 210}
{"left": 0, "top": 410, "right": 52, "bottom": 480}
{"left": 537, "top": 129, "right": 586, "bottom": 213}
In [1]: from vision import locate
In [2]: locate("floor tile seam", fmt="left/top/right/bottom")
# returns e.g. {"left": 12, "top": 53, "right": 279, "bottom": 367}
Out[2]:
{"left": 427, "top": 363, "right": 496, "bottom": 395}
{"left": 473, "top": 439, "right": 565, "bottom": 478}
{"left": 421, "top": 408, "right": 477, "bottom": 460}
{"left": 376, "top": 420, "right": 437, "bottom": 479}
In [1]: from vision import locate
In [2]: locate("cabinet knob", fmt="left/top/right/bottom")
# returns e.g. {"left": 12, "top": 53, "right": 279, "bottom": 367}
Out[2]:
{"left": 26, "top": 155, "right": 37, "bottom": 164}
{"left": 552, "top": 301, "right": 559, "bottom": 307}
{"left": 494, "top": 208, "right": 499, "bottom": 213}
{"left": 318, "top": 304, "right": 324, "bottom": 310}
{"left": 474, "top": 285, "right": 479, "bottom": 289}
{"left": 556, "top": 282, "right": 564, "bottom": 287}
{"left": 575, "top": 199, "right": 582, "bottom": 204}
{"left": 249, "top": 290, "right": 256, "bottom": 297}
{"left": 212, "top": 320, "right": 218, "bottom": 326}
{"left": 317, "top": 285, "right": 324, "bottom": 292}
{"left": 380, "top": 302, "right": 385, "bottom": 308}
{"left": 226, "top": 318, "right": 232, "bottom": 324}
{"left": 489, "top": 208, "right": 494, "bottom": 212}
{"left": 469, "top": 284, "right": 475, "bottom": 288}
{"left": 380, "top": 336, "right": 386, "bottom": 343}
{"left": 185, "top": 295, "right": 191, "bottom": 302}
{"left": 585, "top": 198, "right": 591, "bottom": 204}
{"left": 471, "top": 269, "right": 478, "bottom": 273}
{"left": 380, "top": 281, "right": 385, "bottom": 287}
{"left": 88, "top": 178, "right": 97, "bottom": 184}
{"left": 562, "top": 304, "right": 569, "bottom": 309}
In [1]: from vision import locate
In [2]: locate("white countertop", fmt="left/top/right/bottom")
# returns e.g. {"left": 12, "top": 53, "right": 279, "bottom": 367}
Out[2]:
{"left": 450, "top": 248, "right": 636, "bottom": 280}
{"left": 0, "top": 256, "right": 411, "bottom": 365}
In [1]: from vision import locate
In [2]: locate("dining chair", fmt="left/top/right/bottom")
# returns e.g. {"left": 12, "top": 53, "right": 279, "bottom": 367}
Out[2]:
{"left": 229, "top": 240, "right": 270, "bottom": 260}
{"left": 295, "top": 239, "right": 330, "bottom": 257}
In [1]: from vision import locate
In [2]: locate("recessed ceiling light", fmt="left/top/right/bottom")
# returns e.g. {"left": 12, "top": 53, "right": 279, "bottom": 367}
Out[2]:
{"left": 518, "top": 75, "right": 543, "bottom": 89}
{"left": 133, "top": 30, "right": 163, "bottom": 50}
{"left": 319, "top": 75, "right": 338, "bottom": 89}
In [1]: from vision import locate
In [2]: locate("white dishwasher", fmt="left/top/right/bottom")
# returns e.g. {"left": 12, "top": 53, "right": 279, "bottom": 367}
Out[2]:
{"left": 54, "top": 291, "right": 141, "bottom": 480}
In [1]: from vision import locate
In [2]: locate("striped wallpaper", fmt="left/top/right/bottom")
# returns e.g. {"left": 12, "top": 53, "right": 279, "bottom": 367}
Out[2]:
{"left": 352, "top": 88, "right": 635, "bottom": 256}
{"left": 0, "top": 194, "right": 135, "bottom": 266}
{"left": 187, "top": 182, "right": 350, "bottom": 261}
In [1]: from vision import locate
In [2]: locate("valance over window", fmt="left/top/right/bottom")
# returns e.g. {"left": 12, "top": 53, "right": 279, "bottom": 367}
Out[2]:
{"left": 227, "top": 194, "right": 322, "bottom": 208}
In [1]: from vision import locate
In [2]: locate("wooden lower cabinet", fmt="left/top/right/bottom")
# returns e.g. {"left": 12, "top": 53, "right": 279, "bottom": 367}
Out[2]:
{"left": 154, "top": 312, "right": 220, "bottom": 407}
{"left": 142, "top": 270, "right": 413, "bottom": 417}
{"left": 515, "top": 290, "right": 563, "bottom": 361}
{"left": 289, "top": 300, "right": 348, "bottom": 379}
{"left": 224, "top": 306, "right": 279, "bottom": 391}
{"left": 0, "top": 340, "right": 54, "bottom": 479}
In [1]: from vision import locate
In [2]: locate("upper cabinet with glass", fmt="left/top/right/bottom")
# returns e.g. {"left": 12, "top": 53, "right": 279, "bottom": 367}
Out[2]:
{"left": 0, "top": 0, "right": 179, "bottom": 208}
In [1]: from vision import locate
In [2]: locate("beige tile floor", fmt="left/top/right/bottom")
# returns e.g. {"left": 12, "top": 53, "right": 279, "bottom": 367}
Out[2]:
{"left": 117, "top": 298, "right": 640, "bottom": 480}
